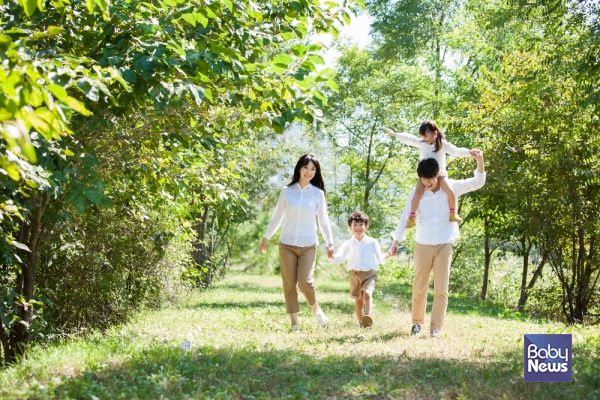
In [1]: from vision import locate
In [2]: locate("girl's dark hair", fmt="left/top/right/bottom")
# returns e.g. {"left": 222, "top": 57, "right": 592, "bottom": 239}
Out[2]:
{"left": 287, "top": 154, "right": 326, "bottom": 192}
{"left": 419, "top": 120, "right": 446, "bottom": 152}
{"left": 348, "top": 211, "right": 370, "bottom": 227}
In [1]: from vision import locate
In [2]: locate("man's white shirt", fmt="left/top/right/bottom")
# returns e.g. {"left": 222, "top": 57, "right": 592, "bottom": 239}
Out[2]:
{"left": 392, "top": 170, "right": 487, "bottom": 245}
{"left": 330, "top": 235, "right": 386, "bottom": 271}
{"left": 264, "top": 183, "right": 333, "bottom": 247}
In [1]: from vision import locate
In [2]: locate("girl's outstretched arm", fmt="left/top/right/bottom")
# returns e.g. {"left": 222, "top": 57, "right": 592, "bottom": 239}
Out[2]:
{"left": 442, "top": 140, "right": 471, "bottom": 157}
{"left": 387, "top": 128, "right": 423, "bottom": 148}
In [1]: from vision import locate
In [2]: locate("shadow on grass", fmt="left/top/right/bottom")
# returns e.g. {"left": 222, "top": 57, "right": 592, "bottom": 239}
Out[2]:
{"left": 379, "top": 281, "right": 516, "bottom": 320}
{"left": 189, "top": 278, "right": 527, "bottom": 323}
{"left": 39, "top": 342, "right": 598, "bottom": 399}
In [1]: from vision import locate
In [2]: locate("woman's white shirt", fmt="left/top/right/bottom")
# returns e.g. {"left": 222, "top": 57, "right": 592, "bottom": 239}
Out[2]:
{"left": 395, "top": 132, "right": 471, "bottom": 176}
{"left": 264, "top": 183, "right": 333, "bottom": 247}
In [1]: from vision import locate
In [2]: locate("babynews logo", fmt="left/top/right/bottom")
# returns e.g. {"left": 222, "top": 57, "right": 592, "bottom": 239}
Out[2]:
{"left": 524, "top": 334, "right": 572, "bottom": 382}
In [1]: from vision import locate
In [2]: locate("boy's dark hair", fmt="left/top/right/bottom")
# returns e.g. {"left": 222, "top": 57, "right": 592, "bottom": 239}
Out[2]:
{"left": 348, "top": 211, "right": 370, "bottom": 227}
{"left": 417, "top": 158, "right": 440, "bottom": 179}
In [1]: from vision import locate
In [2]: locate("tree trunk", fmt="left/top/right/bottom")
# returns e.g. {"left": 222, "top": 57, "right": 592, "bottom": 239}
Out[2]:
{"left": 193, "top": 203, "right": 209, "bottom": 287}
{"left": 517, "top": 257, "right": 546, "bottom": 310}
{"left": 8, "top": 196, "right": 45, "bottom": 363}
{"left": 518, "top": 234, "right": 531, "bottom": 311}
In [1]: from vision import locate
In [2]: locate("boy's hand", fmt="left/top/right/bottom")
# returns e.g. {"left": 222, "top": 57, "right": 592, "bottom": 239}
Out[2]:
{"left": 385, "top": 128, "right": 397, "bottom": 138}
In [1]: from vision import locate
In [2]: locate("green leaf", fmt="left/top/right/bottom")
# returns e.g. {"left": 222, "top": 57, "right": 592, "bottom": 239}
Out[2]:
{"left": 19, "top": 0, "right": 37, "bottom": 16}
{"left": 273, "top": 54, "right": 294, "bottom": 68}
{"left": 86, "top": 0, "right": 94, "bottom": 13}
{"left": 47, "top": 26, "right": 64, "bottom": 36}
{"left": 47, "top": 84, "right": 68, "bottom": 100}
{"left": 182, "top": 13, "right": 196, "bottom": 27}
{"left": 221, "top": 0, "right": 232, "bottom": 11}
{"left": 342, "top": 11, "right": 351, "bottom": 25}
{"left": 195, "top": 12, "right": 209, "bottom": 28}
{"left": 308, "top": 55, "right": 325, "bottom": 65}
{"left": 64, "top": 97, "right": 93, "bottom": 116}
{"left": 204, "top": 88, "right": 213, "bottom": 102}
{"left": 354, "top": 0, "right": 365, "bottom": 9}
{"left": 85, "top": 187, "right": 111, "bottom": 207}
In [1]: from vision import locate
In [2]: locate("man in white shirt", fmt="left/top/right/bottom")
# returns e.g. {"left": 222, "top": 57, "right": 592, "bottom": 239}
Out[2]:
{"left": 330, "top": 212, "right": 390, "bottom": 329}
{"left": 388, "top": 150, "right": 486, "bottom": 337}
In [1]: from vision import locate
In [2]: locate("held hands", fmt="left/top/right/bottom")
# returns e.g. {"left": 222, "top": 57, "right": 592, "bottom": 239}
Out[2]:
{"left": 385, "top": 128, "right": 397, "bottom": 138}
{"left": 387, "top": 240, "right": 399, "bottom": 258}
{"left": 469, "top": 148, "right": 483, "bottom": 159}
{"left": 326, "top": 244, "right": 334, "bottom": 260}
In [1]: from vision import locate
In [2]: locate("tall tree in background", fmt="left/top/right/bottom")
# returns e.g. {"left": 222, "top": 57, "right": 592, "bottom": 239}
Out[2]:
{"left": 320, "top": 46, "right": 428, "bottom": 236}
{"left": 366, "top": 0, "right": 459, "bottom": 117}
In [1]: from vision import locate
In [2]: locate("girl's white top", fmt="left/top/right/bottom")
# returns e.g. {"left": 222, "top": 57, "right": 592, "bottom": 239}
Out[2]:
{"left": 395, "top": 132, "right": 471, "bottom": 176}
{"left": 329, "top": 235, "right": 386, "bottom": 271}
{"left": 264, "top": 183, "right": 333, "bottom": 247}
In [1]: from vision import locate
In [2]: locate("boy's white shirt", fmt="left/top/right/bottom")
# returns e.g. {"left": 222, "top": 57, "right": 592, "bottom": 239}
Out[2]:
{"left": 264, "top": 183, "right": 333, "bottom": 247}
{"left": 395, "top": 132, "right": 471, "bottom": 176}
{"left": 392, "top": 169, "right": 487, "bottom": 245}
{"left": 329, "top": 234, "right": 386, "bottom": 271}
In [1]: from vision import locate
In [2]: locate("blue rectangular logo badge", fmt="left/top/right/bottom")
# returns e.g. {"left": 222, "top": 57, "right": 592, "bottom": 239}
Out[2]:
{"left": 524, "top": 334, "right": 572, "bottom": 382}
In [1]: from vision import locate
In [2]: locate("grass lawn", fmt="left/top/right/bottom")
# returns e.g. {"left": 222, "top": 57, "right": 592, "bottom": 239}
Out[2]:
{"left": 1, "top": 272, "right": 598, "bottom": 399}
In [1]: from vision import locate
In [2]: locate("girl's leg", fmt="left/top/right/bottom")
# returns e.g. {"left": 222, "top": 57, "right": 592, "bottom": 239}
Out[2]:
{"left": 438, "top": 177, "right": 462, "bottom": 222}
{"left": 406, "top": 180, "right": 425, "bottom": 228}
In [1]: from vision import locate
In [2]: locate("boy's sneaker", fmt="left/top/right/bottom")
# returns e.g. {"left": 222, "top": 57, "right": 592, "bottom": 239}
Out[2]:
{"left": 291, "top": 324, "right": 301, "bottom": 333}
{"left": 315, "top": 309, "right": 329, "bottom": 327}
{"left": 405, "top": 217, "right": 416, "bottom": 228}
{"left": 430, "top": 329, "right": 441, "bottom": 338}
{"left": 362, "top": 315, "right": 373, "bottom": 329}
{"left": 449, "top": 212, "right": 463, "bottom": 223}
{"left": 411, "top": 324, "right": 421, "bottom": 336}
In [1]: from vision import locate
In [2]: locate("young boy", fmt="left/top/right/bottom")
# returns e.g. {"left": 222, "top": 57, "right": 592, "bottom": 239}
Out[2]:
{"left": 330, "top": 212, "right": 390, "bottom": 329}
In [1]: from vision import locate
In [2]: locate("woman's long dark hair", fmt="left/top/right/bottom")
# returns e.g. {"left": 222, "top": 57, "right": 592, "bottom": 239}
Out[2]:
{"left": 287, "top": 154, "right": 326, "bottom": 192}
{"left": 419, "top": 120, "right": 446, "bottom": 152}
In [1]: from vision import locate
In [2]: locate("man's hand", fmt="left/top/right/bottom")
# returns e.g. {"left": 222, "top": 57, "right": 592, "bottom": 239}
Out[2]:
{"left": 326, "top": 244, "right": 334, "bottom": 260}
{"left": 387, "top": 240, "right": 400, "bottom": 257}
{"left": 260, "top": 238, "right": 268, "bottom": 254}
{"left": 385, "top": 128, "right": 397, "bottom": 138}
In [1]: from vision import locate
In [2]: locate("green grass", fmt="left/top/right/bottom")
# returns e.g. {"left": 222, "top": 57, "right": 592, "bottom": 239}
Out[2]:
{"left": 1, "top": 272, "right": 599, "bottom": 399}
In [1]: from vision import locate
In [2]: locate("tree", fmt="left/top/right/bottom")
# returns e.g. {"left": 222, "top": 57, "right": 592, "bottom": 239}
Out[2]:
{"left": 0, "top": 0, "right": 361, "bottom": 363}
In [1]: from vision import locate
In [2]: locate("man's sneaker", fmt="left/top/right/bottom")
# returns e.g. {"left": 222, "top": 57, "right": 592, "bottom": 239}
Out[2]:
{"left": 362, "top": 315, "right": 373, "bottom": 329}
{"left": 411, "top": 324, "right": 421, "bottom": 336}
{"left": 430, "top": 329, "right": 441, "bottom": 338}
{"left": 291, "top": 324, "right": 301, "bottom": 333}
{"left": 315, "top": 309, "right": 329, "bottom": 326}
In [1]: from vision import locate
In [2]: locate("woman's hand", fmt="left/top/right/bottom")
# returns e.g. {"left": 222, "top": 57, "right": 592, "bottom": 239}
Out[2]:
{"left": 326, "top": 244, "right": 334, "bottom": 260}
{"left": 385, "top": 128, "right": 397, "bottom": 138}
{"left": 260, "top": 238, "right": 268, "bottom": 254}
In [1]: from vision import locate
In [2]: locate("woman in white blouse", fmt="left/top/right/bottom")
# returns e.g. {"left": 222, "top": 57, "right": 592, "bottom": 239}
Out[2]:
{"left": 260, "top": 154, "right": 334, "bottom": 332}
